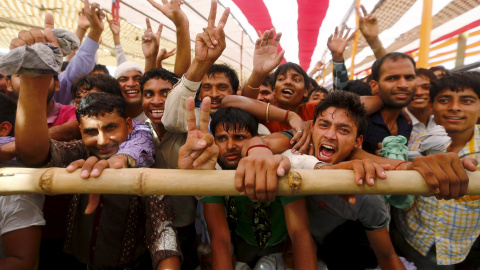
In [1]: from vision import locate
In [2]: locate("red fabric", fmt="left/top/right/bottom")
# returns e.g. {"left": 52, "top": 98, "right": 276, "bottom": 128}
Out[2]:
{"left": 263, "top": 102, "right": 317, "bottom": 133}
{"left": 232, "top": 0, "right": 286, "bottom": 64}
{"left": 51, "top": 104, "right": 77, "bottom": 127}
{"left": 297, "top": 0, "right": 329, "bottom": 71}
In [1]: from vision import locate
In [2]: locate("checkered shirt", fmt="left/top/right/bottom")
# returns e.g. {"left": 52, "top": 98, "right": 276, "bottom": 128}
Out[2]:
{"left": 396, "top": 124, "right": 480, "bottom": 265}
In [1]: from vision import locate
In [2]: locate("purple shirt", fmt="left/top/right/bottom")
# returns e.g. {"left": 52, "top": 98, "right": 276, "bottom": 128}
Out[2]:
{"left": 0, "top": 136, "right": 18, "bottom": 167}
{"left": 54, "top": 37, "right": 99, "bottom": 105}
{"left": 117, "top": 120, "right": 155, "bottom": 168}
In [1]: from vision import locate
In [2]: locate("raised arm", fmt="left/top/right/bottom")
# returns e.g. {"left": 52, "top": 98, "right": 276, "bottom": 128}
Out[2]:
{"left": 142, "top": 18, "right": 163, "bottom": 72}
{"left": 147, "top": 0, "right": 191, "bottom": 76}
{"left": 327, "top": 25, "right": 354, "bottom": 90}
{"left": 163, "top": 0, "right": 229, "bottom": 133}
{"left": 356, "top": 5, "right": 387, "bottom": 59}
{"left": 242, "top": 29, "right": 284, "bottom": 99}
{"left": 108, "top": 15, "right": 128, "bottom": 66}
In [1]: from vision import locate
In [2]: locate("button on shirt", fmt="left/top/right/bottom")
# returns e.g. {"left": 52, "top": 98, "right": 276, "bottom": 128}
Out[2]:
{"left": 395, "top": 124, "right": 480, "bottom": 265}
{"left": 362, "top": 110, "right": 412, "bottom": 154}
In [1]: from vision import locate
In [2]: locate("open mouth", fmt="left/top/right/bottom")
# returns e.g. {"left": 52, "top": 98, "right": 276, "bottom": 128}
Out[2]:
{"left": 394, "top": 92, "right": 411, "bottom": 99}
{"left": 149, "top": 109, "right": 164, "bottom": 118}
{"left": 125, "top": 90, "right": 139, "bottom": 97}
{"left": 317, "top": 144, "right": 336, "bottom": 161}
{"left": 413, "top": 98, "right": 428, "bottom": 103}
{"left": 281, "top": 88, "right": 294, "bottom": 96}
{"left": 211, "top": 99, "right": 221, "bottom": 109}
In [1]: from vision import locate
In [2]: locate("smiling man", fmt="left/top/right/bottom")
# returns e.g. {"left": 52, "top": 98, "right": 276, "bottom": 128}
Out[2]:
{"left": 114, "top": 61, "right": 147, "bottom": 122}
{"left": 363, "top": 52, "right": 417, "bottom": 154}
{"left": 198, "top": 64, "right": 239, "bottom": 114}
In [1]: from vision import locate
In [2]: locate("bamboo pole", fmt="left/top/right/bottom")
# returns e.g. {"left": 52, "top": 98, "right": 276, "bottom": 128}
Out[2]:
{"left": 1, "top": 167, "right": 480, "bottom": 196}
{"left": 417, "top": 0, "right": 433, "bottom": 68}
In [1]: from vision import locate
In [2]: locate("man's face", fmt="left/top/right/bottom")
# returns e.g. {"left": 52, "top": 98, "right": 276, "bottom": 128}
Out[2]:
{"left": 74, "top": 86, "right": 101, "bottom": 108}
{"left": 215, "top": 124, "right": 252, "bottom": 170}
{"left": 8, "top": 74, "right": 57, "bottom": 102}
{"left": 308, "top": 90, "right": 325, "bottom": 104}
{"left": 407, "top": 75, "right": 431, "bottom": 111}
{"left": 371, "top": 58, "right": 416, "bottom": 109}
{"left": 117, "top": 70, "right": 143, "bottom": 106}
{"left": 312, "top": 107, "right": 362, "bottom": 165}
{"left": 274, "top": 69, "right": 307, "bottom": 108}
{"left": 142, "top": 78, "right": 173, "bottom": 125}
{"left": 257, "top": 84, "right": 275, "bottom": 104}
{"left": 79, "top": 112, "right": 133, "bottom": 159}
{"left": 432, "top": 88, "right": 480, "bottom": 136}
{"left": 199, "top": 72, "right": 234, "bottom": 114}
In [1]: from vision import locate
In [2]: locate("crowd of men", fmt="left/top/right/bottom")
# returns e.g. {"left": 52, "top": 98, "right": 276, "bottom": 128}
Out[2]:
{"left": 0, "top": 0, "right": 479, "bottom": 269}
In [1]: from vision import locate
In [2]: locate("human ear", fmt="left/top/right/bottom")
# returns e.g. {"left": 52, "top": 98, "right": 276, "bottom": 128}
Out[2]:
{"left": 0, "top": 121, "right": 13, "bottom": 137}
{"left": 370, "top": 80, "right": 379, "bottom": 96}
{"left": 126, "top": 117, "right": 133, "bottom": 134}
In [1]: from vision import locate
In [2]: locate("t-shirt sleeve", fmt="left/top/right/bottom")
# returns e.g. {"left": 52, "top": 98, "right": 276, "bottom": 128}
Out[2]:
{"left": 200, "top": 196, "right": 225, "bottom": 204}
{"left": 357, "top": 195, "right": 389, "bottom": 230}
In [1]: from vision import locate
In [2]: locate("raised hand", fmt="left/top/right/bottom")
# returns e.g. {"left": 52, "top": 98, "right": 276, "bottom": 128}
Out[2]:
{"left": 142, "top": 18, "right": 163, "bottom": 59}
{"left": 327, "top": 25, "right": 354, "bottom": 62}
{"left": 252, "top": 29, "right": 285, "bottom": 76}
{"left": 178, "top": 97, "right": 219, "bottom": 170}
{"left": 156, "top": 48, "right": 176, "bottom": 68}
{"left": 10, "top": 13, "right": 58, "bottom": 50}
{"left": 107, "top": 15, "right": 120, "bottom": 36}
{"left": 147, "top": 0, "right": 187, "bottom": 27}
{"left": 78, "top": 10, "right": 91, "bottom": 31}
{"left": 83, "top": 0, "right": 105, "bottom": 42}
{"left": 356, "top": 5, "right": 379, "bottom": 41}
{"left": 194, "top": 0, "right": 230, "bottom": 63}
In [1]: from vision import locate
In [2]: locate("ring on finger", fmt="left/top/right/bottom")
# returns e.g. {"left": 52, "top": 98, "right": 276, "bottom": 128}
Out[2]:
{"left": 297, "top": 130, "right": 303, "bottom": 133}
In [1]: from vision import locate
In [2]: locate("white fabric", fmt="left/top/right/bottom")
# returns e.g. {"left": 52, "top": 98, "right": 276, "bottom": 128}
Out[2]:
{"left": 132, "top": 111, "right": 148, "bottom": 123}
{"left": 0, "top": 194, "right": 45, "bottom": 235}
{"left": 281, "top": 150, "right": 321, "bottom": 170}
{"left": 113, "top": 61, "right": 144, "bottom": 79}
{"left": 114, "top": 44, "right": 128, "bottom": 66}
{"left": 404, "top": 108, "right": 437, "bottom": 136}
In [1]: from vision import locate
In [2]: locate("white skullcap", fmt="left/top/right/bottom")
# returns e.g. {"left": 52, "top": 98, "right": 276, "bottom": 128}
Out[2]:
{"left": 114, "top": 61, "right": 144, "bottom": 79}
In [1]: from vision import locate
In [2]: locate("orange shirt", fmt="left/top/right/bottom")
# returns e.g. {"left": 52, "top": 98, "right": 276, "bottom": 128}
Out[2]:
{"left": 262, "top": 102, "right": 318, "bottom": 133}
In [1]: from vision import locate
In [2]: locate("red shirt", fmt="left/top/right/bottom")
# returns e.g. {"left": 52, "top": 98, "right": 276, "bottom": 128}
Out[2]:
{"left": 262, "top": 102, "right": 318, "bottom": 133}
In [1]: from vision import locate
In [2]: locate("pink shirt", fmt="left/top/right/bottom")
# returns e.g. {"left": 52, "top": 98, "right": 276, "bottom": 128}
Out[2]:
{"left": 47, "top": 101, "right": 77, "bottom": 128}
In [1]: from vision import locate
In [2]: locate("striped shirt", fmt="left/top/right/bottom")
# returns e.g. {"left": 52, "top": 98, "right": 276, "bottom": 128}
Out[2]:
{"left": 395, "top": 124, "right": 480, "bottom": 265}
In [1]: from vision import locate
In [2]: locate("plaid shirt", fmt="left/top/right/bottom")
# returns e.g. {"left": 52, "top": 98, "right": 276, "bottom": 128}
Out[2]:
{"left": 395, "top": 124, "right": 480, "bottom": 265}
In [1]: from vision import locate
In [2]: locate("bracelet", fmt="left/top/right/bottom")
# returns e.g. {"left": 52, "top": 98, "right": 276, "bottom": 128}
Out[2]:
{"left": 314, "top": 162, "right": 332, "bottom": 170}
{"left": 246, "top": 144, "right": 271, "bottom": 157}
{"left": 284, "top": 110, "right": 290, "bottom": 124}
{"left": 393, "top": 160, "right": 410, "bottom": 170}
{"left": 265, "top": 103, "right": 270, "bottom": 123}
{"left": 247, "top": 84, "right": 260, "bottom": 90}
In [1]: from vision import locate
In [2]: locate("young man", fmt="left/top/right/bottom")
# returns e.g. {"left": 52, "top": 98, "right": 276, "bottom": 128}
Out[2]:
{"left": 114, "top": 61, "right": 147, "bottom": 122}
{"left": 256, "top": 74, "right": 276, "bottom": 104}
{"left": 71, "top": 73, "right": 122, "bottom": 108}
{"left": 393, "top": 72, "right": 480, "bottom": 269}
{"left": 363, "top": 52, "right": 416, "bottom": 154}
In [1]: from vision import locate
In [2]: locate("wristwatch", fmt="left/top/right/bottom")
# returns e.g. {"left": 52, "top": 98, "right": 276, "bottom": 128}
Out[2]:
{"left": 113, "top": 154, "right": 135, "bottom": 168}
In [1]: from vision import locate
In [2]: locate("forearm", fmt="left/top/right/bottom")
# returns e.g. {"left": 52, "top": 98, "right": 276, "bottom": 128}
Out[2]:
{"left": 145, "top": 56, "right": 157, "bottom": 73}
{"left": 242, "top": 72, "right": 268, "bottom": 99}
{"left": 16, "top": 76, "right": 51, "bottom": 166}
{"left": 348, "top": 148, "right": 405, "bottom": 167}
{"left": 185, "top": 58, "right": 213, "bottom": 82}
{"left": 291, "top": 232, "right": 317, "bottom": 270}
{"left": 87, "top": 28, "right": 102, "bottom": 44}
{"left": 75, "top": 26, "right": 87, "bottom": 44}
{"left": 114, "top": 45, "right": 128, "bottom": 66}
{"left": 377, "top": 254, "right": 406, "bottom": 270}
{"left": 211, "top": 238, "right": 233, "bottom": 270}
{"left": 48, "top": 121, "right": 81, "bottom": 141}
{"left": 222, "top": 95, "right": 293, "bottom": 123}
{"left": 156, "top": 256, "right": 180, "bottom": 270}
{"left": 173, "top": 22, "right": 191, "bottom": 77}
{"left": 365, "top": 36, "right": 387, "bottom": 59}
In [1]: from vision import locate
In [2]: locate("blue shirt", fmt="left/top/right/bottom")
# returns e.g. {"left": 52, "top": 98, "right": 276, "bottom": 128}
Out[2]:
{"left": 362, "top": 110, "right": 412, "bottom": 154}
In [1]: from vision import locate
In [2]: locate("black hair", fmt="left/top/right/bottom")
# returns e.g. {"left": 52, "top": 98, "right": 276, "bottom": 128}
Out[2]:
{"left": 416, "top": 68, "right": 437, "bottom": 82}
{"left": 273, "top": 62, "right": 310, "bottom": 90}
{"left": 314, "top": 90, "right": 368, "bottom": 137}
{"left": 429, "top": 66, "right": 449, "bottom": 78}
{"left": 205, "top": 64, "right": 239, "bottom": 92}
{"left": 71, "top": 74, "right": 121, "bottom": 100}
{"left": 261, "top": 74, "right": 274, "bottom": 88}
{"left": 306, "top": 86, "right": 328, "bottom": 101}
{"left": 210, "top": 107, "right": 258, "bottom": 137}
{"left": 140, "top": 68, "right": 179, "bottom": 92}
{"left": 92, "top": 64, "right": 110, "bottom": 75}
{"left": 309, "top": 77, "right": 320, "bottom": 90}
{"left": 344, "top": 80, "right": 372, "bottom": 96}
{"left": 0, "top": 93, "right": 17, "bottom": 136}
{"left": 430, "top": 71, "right": 480, "bottom": 101}
{"left": 371, "top": 52, "right": 416, "bottom": 82}
{"left": 76, "top": 92, "right": 127, "bottom": 123}
{"left": 61, "top": 61, "right": 69, "bottom": 72}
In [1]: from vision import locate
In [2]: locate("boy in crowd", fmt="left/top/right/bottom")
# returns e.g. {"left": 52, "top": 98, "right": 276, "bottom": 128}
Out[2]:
{"left": 393, "top": 71, "right": 480, "bottom": 269}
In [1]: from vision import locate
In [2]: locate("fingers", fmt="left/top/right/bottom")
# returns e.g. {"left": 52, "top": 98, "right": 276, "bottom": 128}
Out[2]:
{"left": 360, "top": 5, "right": 368, "bottom": 17}
{"left": 10, "top": 38, "right": 26, "bottom": 50}
{"left": 90, "top": 160, "right": 110, "bottom": 178}
{"left": 198, "top": 97, "right": 211, "bottom": 133}
{"left": 17, "top": 30, "right": 35, "bottom": 46}
{"left": 351, "top": 160, "right": 366, "bottom": 185}
{"left": 244, "top": 159, "right": 257, "bottom": 201}
{"left": 274, "top": 50, "right": 286, "bottom": 65}
{"left": 272, "top": 32, "right": 282, "bottom": 47}
{"left": 277, "top": 156, "right": 290, "bottom": 178}
{"left": 44, "top": 28, "right": 60, "bottom": 48}
{"left": 156, "top": 23, "right": 163, "bottom": 38}
{"left": 207, "top": 0, "right": 218, "bottom": 28}
{"left": 146, "top": 17, "right": 152, "bottom": 31}
{"left": 192, "top": 134, "right": 217, "bottom": 167}
{"left": 84, "top": 194, "right": 101, "bottom": 214}
{"left": 78, "top": 156, "right": 100, "bottom": 179}
{"left": 186, "top": 96, "right": 197, "bottom": 131}
{"left": 254, "top": 160, "right": 267, "bottom": 202}
{"left": 463, "top": 157, "right": 478, "bottom": 172}
{"left": 66, "top": 159, "right": 86, "bottom": 173}
{"left": 235, "top": 159, "right": 246, "bottom": 195}
{"left": 44, "top": 12, "right": 54, "bottom": 29}
{"left": 217, "top": 7, "right": 230, "bottom": 30}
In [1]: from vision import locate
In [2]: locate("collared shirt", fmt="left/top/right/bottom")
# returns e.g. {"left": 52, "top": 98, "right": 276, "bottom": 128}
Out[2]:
{"left": 395, "top": 124, "right": 480, "bottom": 265}
{"left": 362, "top": 110, "right": 412, "bottom": 154}
{"left": 40, "top": 137, "right": 179, "bottom": 268}
{"left": 47, "top": 100, "right": 77, "bottom": 128}
{"left": 404, "top": 108, "right": 436, "bottom": 138}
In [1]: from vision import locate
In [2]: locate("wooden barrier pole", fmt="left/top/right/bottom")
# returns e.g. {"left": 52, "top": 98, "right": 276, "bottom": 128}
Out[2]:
{"left": 1, "top": 167, "right": 480, "bottom": 196}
